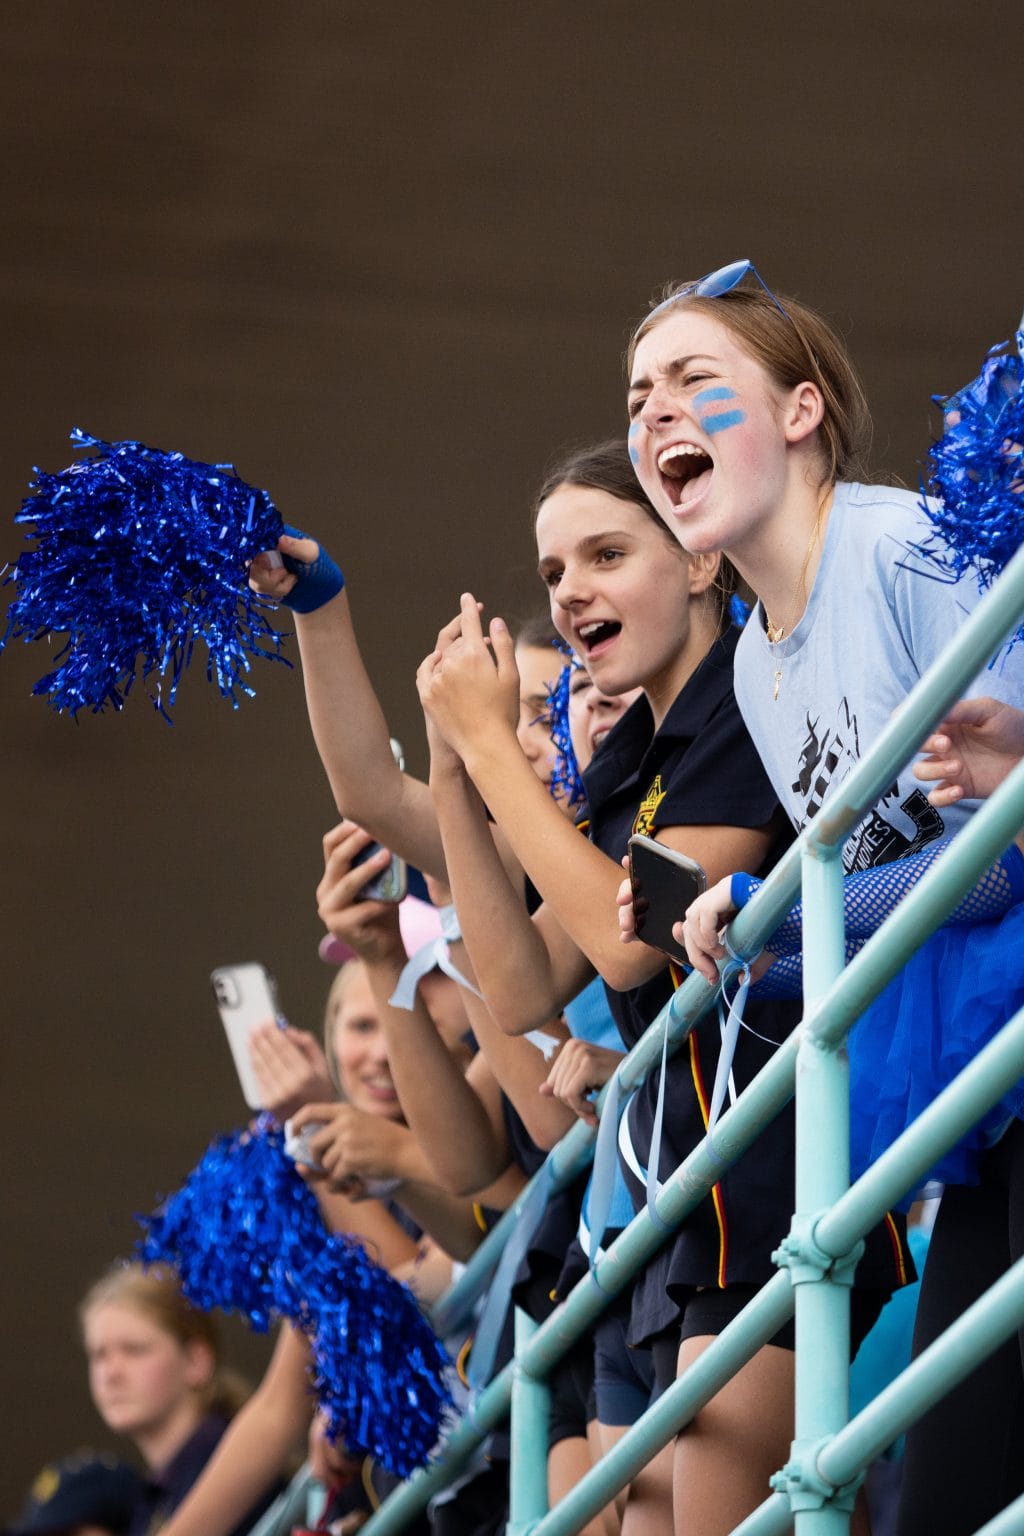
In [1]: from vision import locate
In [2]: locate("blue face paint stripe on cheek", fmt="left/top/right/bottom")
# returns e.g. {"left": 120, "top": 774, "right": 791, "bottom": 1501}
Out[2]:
{"left": 628, "top": 421, "right": 642, "bottom": 464}
{"left": 693, "top": 387, "right": 736, "bottom": 407}
{"left": 700, "top": 409, "right": 745, "bottom": 434}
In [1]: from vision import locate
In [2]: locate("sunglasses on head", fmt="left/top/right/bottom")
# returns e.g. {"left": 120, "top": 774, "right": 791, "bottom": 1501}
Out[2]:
{"left": 642, "top": 259, "right": 790, "bottom": 327}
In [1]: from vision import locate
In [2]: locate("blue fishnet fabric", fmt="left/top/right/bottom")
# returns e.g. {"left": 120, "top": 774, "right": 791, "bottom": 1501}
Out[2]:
{"left": 751, "top": 842, "right": 1024, "bottom": 981}
{"left": 741, "top": 843, "right": 1024, "bottom": 1194}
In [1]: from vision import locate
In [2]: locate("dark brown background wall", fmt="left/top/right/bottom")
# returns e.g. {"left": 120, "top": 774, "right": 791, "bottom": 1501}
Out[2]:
{"left": 2, "top": 0, "right": 1021, "bottom": 1510}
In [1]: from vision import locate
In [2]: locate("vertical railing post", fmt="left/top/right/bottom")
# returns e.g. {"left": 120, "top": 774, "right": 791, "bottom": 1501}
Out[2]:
{"left": 508, "top": 1307, "right": 550, "bottom": 1536}
{"left": 772, "top": 842, "right": 858, "bottom": 1532}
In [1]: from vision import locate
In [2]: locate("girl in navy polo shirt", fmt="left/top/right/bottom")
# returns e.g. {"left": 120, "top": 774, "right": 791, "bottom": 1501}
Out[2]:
{"left": 415, "top": 439, "right": 910, "bottom": 1536}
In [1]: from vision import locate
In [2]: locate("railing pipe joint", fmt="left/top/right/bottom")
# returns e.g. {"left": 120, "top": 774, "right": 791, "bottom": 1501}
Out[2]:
{"left": 770, "top": 1437, "right": 861, "bottom": 1514}
{"left": 773, "top": 1213, "right": 862, "bottom": 1287}
{"left": 802, "top": 830, "right": 846, "bottom": 864}
{"left": 799, "top": 1017, "right": 848, "bottom": 1060}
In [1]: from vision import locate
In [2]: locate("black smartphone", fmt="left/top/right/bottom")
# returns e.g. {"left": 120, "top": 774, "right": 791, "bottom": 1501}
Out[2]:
{"left": 627, "top": 834, "right": 707, "bottom": 966}
{"left": 351, "top": 738, "right": 408, "bottom": 903}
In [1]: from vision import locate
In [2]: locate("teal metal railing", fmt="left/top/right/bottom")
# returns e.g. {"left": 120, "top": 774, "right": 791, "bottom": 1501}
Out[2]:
{"left": 358, "top": 541, "right": 1024, "bottom": 1536}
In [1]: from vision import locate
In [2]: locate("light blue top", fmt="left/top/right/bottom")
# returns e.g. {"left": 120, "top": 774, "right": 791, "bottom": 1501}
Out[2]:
{"left": 735, "top": 481, "right": 1024, "bottom": 870}
{"left": 565, "top": 976, "right": 636, "bottom": 1242}
{"left": 564, "top": 975, "right": 625, "bottom": 1051}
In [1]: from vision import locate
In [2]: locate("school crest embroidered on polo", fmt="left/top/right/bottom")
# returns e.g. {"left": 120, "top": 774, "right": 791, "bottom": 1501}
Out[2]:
{"left": 632, "top": 775, "right": 666, "bottom": 838}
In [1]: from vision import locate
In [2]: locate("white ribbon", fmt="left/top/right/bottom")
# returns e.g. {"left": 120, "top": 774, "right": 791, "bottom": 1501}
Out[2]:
{"left": 389, "top": 936, "right": 484, "bottom": 1010}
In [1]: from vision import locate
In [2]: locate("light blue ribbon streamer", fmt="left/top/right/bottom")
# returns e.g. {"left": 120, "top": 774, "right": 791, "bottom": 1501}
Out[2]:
{"left": 389, "top": 938, "right": 484, "bottom": 1010}
{"left": 584, "top": 1070, "right": 623, "bottom": 1264}
{"left": 465, "top": 1160, "right": 554, "bottom": 1395}
{"left": 709, "top": 944, "right": 750, "bottom": 1138}
{"left": 644, "top": 1025, "right": 675, "bottom": 1231}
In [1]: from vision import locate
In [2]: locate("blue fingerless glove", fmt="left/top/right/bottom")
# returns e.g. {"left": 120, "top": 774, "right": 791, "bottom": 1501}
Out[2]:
{"left": 279, "top": 524, "right": 345, "bottom": 613}
{"left": 730, "top": 872, "right": 760, "bottom": 909}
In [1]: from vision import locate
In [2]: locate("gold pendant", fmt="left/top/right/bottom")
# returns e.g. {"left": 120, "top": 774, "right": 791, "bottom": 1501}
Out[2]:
{"left": 773, "top": 668, "right": 782, "bottom": 702}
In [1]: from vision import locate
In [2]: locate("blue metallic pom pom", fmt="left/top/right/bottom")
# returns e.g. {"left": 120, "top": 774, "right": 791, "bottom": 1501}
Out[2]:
{"left": 137, "top": 1116, "right": 322, "bottom": 1332}
{"left": 0, "top": 430, "right": 290, "bottom": 718}
{"left": 304, "top": 1235, "right": 454, "bottom": 1476}
{"left": 137, "top": 1119, "right": 453, "bottom": 1476}
{"left": 545, "top": 646, "right": 586, "bottom": 810}
{"left": 918, "top": 328, "right": 1024, "bottom": 635}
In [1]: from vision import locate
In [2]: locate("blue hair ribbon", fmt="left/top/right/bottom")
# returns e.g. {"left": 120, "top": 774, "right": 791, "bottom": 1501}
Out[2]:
{"left": 545, "top": 640, "right": 586, "bottom": 808}
{"left": 728, "top": 592, "right": 751, "bottom": 628}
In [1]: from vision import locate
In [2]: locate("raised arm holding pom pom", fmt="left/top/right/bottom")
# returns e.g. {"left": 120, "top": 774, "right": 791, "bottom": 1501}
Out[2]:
{"left": 248, "top": 530, "right": 453, "bottom": 881}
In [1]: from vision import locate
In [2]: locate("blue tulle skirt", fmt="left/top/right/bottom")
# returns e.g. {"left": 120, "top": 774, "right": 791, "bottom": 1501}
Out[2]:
{"left": 849, "top": 902, "right": 1024, "bottom": 1207}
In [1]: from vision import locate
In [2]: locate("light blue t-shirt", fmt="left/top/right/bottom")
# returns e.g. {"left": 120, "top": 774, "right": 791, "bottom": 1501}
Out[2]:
{"left": 564, "top": 974, "right": 624, "bottom": 1051}
{"left": 565, "top": 976, "right": 636, "bottom": 1241}
{"left": 735, "top": 481, "right": 1024, "bottom": 870}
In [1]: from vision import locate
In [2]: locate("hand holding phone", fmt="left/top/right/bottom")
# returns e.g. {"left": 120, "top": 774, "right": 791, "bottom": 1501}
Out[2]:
{"left": 350, "top": 738, "right": 408, "bottom": 903}
{"left": 211, "top": 962, "right": 281, "bottom": 1109}
{"left": 627, "top": 834, "right": 707, "bottom": 966}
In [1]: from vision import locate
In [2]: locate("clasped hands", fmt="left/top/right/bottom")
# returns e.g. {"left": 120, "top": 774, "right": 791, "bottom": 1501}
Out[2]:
{"left": 416, "top": 592, "right": 521, "bottom": 768}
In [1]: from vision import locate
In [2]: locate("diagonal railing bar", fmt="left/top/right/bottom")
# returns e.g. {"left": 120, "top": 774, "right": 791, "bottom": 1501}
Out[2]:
{"left": 366, "top": 1027, "right": 802, "bottom": 1536}
{"left": 435, "top": 539, "right": 1024, "bottom": 1338}
{"left": 817, "top": 1009, "right": 1024, "bottom": 1264}
{"left": 974, "top": 1489, "right": 1024, "bottom": 1536}
{"left": 821, "top": 1254, "right": 1024, "bottom": 1489}
{"left": 729, "top": 1491, "right": 795, "bottom": 1536}
{"left": 369, "top": 546, "right": 1024, "bottom": 1536}
{"left": 430, "top": 954, "right": 729, "bottom": 1337}
{"left": 431, "top": 1119, "right": 595, "bottom": 1336}
{"left": 802, "top": 755, "right": 1024, "bottom": 1051}
{"left": 520, "top": 1006, "right": 1024, "bottom": 1536}
{"left": 723, "top": 543, "right": 1024, "bottom": 957}
{"left": 369, "top": 960, "right": 1024, "bottom": 1536}
{"left": 733, "top": 1245, "right": 1024, "bottom": 1536}
{"left": 244, "top": 1465, "right": 319, "bottom": 1536}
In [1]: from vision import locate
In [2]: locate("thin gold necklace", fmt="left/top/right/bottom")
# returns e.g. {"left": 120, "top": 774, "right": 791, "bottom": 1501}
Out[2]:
{"left": 764, "top": 610, "right": 786, "bottom": 701}
{"left": 763, "top": 509, "right": 828, "bottom": 701}
{"left": 764, "top": 613, "right": 786, "bottom": 645}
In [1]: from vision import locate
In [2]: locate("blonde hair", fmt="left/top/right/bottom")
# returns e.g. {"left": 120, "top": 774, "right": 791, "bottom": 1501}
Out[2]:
{"left": 322, "top": 958, "right": 364, "bottom": 1094}
{"left": 627, "top": 285, "right": 873, "bottom": 488}
{"left": 80, "top": 1264, "right": 249, "bottom": 1420}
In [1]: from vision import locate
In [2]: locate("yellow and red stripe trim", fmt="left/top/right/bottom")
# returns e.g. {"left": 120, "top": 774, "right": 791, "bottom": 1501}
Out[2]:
{"left": 668, "top": 960, "right": 730, "bottom": 1288}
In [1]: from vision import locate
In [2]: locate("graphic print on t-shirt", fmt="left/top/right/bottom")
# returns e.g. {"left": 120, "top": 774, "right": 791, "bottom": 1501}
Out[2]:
{"left": 632, "top": 775, "right": 667, "bottom": 838}
{"left": 792, "top": 696, "right": 944, "bottom": 870}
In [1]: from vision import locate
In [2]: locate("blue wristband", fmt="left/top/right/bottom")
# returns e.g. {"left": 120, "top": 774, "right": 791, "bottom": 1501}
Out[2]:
{"left": 730, "top": 872, "right": 759, "bottom": 910}
{"left": 279, "top": 524, "right": 345, "bottom": 613}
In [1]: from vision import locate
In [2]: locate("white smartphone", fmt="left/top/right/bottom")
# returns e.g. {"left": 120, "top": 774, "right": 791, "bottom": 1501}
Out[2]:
{"left": 211, "top": 962, "right": 281, "bottom": 1109}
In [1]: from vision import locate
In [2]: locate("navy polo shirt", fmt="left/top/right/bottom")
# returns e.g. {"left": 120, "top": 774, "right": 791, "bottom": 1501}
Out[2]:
{"left": 580, "top": 627, "right": 908, "bottom": 1327}
{"left": 130, "top": 1416, "right": 279, "bottom": 1536}
{"left": 583, "top": 627, "right": 785, "bottom": 1051}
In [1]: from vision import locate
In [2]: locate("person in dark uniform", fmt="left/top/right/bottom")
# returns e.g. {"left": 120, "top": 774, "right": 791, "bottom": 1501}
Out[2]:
{"left": 79, "top": 1265, "right": 270, "bottom": 1536}
{"left": 416, "top": 440, "right": 911, "bottom": 1536}
{"left": 5, "top": 1453, "right": 143, "bottom": 1536}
